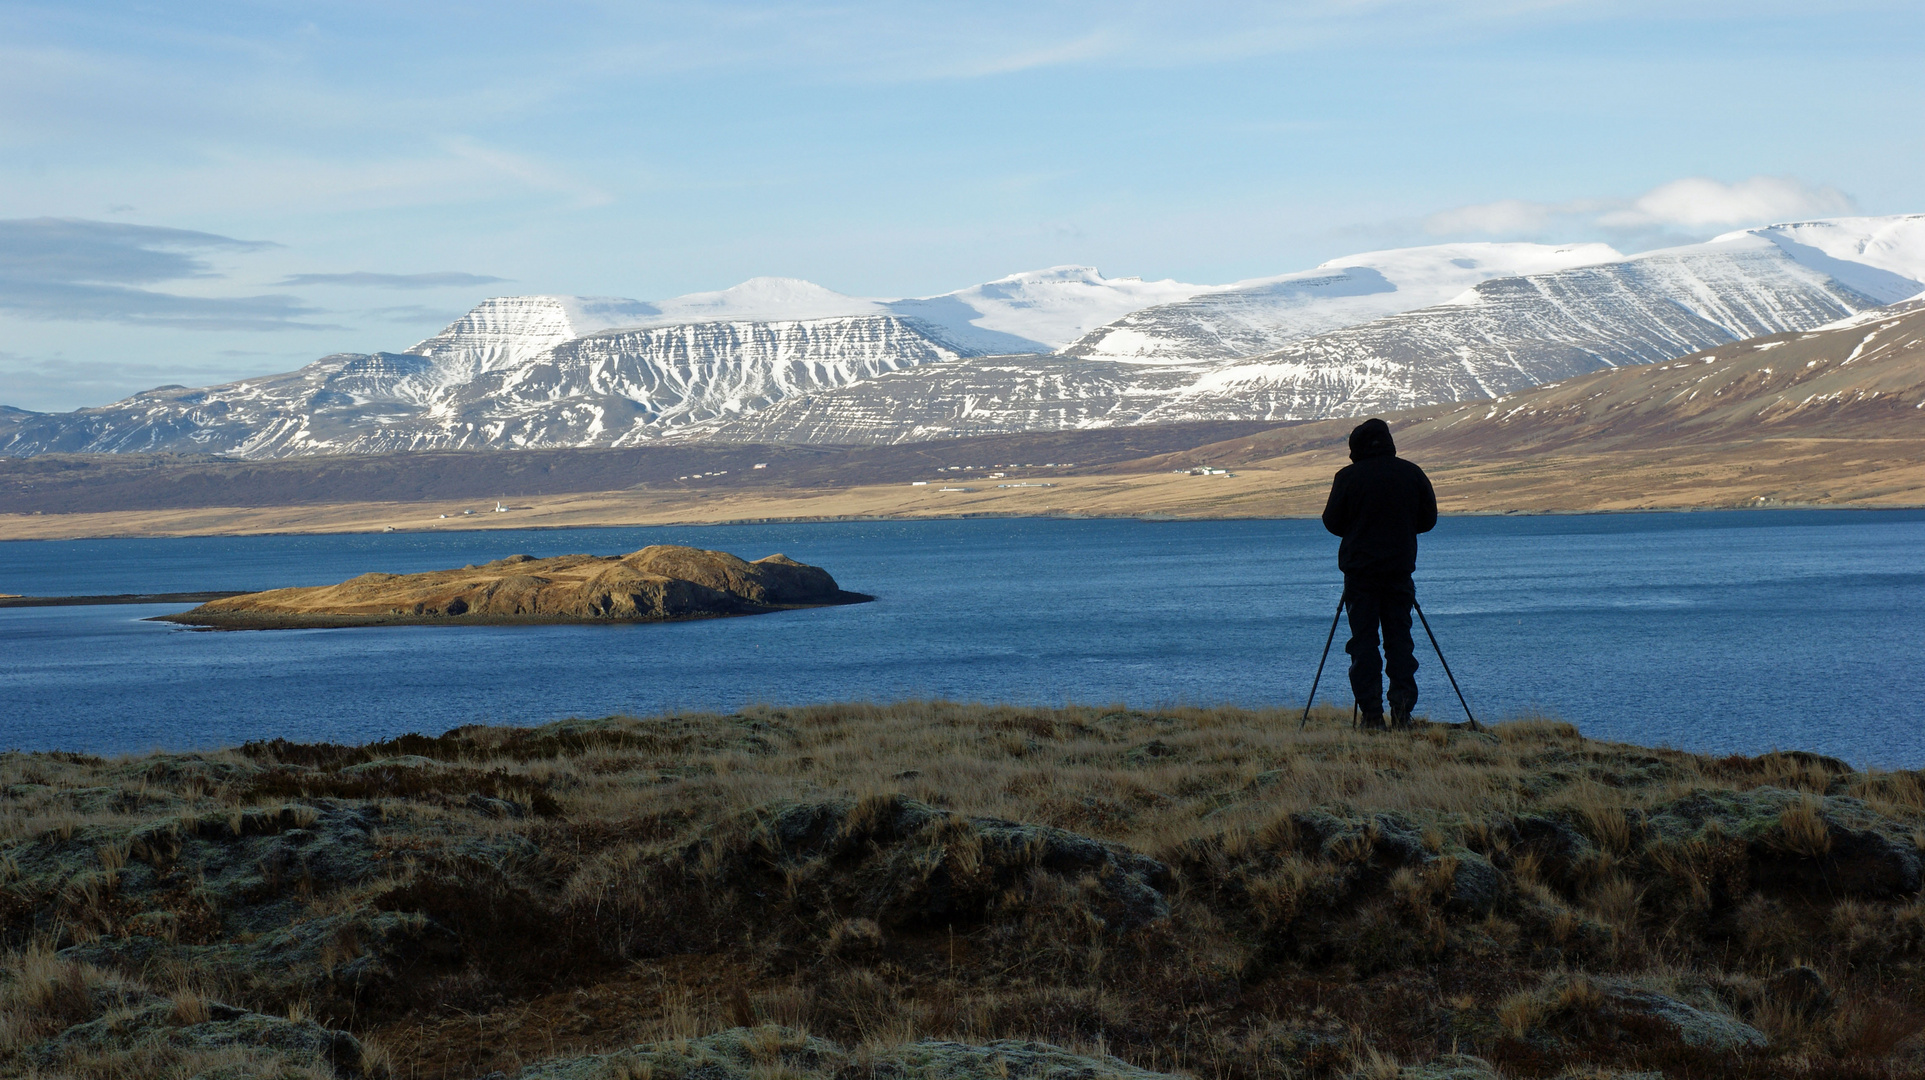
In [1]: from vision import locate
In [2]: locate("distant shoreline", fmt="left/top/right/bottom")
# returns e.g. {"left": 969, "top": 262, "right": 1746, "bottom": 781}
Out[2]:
{"left": 0, "top": 591, "right": 247, "bottom": 606}
{"left": 2, "top": 493, "right": 1920, "bottom": 542}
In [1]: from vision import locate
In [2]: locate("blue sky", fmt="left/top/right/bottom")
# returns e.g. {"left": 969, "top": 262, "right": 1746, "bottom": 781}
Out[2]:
{"left": 2, "top": 1, "right": 1922, "bottom": 411}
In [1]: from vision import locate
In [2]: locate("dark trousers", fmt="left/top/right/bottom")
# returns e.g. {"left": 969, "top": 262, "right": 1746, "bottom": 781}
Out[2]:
{"left": 1345, "top": 580, "right": 1418, "bottom": 717}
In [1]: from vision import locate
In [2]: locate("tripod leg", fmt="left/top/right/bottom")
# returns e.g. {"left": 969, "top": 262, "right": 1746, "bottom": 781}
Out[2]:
{"left": 1300, "top": 593, "right": 1346, "bottom": 730}
{"left": 1413, "top": 600, "right": 1478, "bottom": 730}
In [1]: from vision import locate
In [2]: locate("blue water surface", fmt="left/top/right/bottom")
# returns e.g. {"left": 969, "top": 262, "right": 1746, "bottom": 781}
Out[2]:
{"left": 2, "top": 511, "right": 1921, "bottom": 766}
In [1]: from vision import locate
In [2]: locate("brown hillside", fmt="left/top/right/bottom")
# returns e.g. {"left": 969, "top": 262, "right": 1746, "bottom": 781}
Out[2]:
{"left": 1411, "top": 303, "right": 1925, "bottom": 453}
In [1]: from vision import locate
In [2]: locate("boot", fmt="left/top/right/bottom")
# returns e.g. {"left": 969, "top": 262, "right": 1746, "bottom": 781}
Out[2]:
{"left": 1388, "top": 689, "right": 1417, "bottom": 730}
{"left": 1359, "top": 712, "right": 1388, "bottom": 731}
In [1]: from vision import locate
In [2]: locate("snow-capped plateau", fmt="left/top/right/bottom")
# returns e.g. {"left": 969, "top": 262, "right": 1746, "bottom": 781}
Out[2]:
{"left": 2, "top": 215, "right": 1920, "bottom": 457}
{"left": 887, "top": 266, "right": 1209, "bottom": 354}
{"left": 1740, "top": 215, "right": 1925, "bottom": 302}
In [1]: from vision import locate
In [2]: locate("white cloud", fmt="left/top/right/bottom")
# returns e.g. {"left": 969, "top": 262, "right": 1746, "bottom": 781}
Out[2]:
{"left": 1426, "top": 175, "right": 1858, "bottom": 245}
{"left": 1598, "top": 176, "right": 1855, "bottom": 229}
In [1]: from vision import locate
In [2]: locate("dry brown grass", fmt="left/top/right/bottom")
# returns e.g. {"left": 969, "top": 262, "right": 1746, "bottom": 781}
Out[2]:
{"left": 0, "top": 945, "right": 101, "bottom": 1051}
{"left": 311, "top": 703, "right": 1671, "bottom": 851}
{"left": 167, "top": 986, "right": 210, "bottom": 1025}
{"left": 1779, "top": 796, "right": 1835, "bottom": 858}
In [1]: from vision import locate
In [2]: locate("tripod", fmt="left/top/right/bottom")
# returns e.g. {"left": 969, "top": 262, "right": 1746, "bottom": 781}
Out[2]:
{"left": 1300, "top": 591, "right": 1479, "bottom": 731}
{"left": 1299, "top": 593, "right": 1346, "bottom": 730}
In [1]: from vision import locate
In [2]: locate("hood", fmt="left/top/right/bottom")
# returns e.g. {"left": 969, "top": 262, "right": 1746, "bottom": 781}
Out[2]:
{"left": 1348, "top": 418, "right": 1396, "bottom": 461}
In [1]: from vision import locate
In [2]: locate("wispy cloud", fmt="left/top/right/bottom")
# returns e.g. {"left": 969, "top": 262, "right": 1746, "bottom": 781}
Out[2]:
{"left": 566, "top": 2, "right": 1711, "bottom": 84}
{"left": 0, "top": 281, "right": 326, "bottom": 331}
{"left": 277, "top": 271, "right": 508, "bottom": 289}
{"left": 1426, "top": 176, "right": 1857, "bottom": 247}
{"left": 0, "top": 218, "right": 273, "bottom": 284}
{"left": 0, "top": 217, "right": 325, "bottom": 330}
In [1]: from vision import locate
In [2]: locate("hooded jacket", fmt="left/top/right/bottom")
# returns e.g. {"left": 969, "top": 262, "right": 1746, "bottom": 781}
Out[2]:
{"left": 1320, "top": 418, "right": 1437, "bottom": 584}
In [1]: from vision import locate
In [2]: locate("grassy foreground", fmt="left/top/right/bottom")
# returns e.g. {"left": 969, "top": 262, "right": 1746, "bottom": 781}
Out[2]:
{"left": 4, "top": 703, "right": 1924, "bottom": 1080}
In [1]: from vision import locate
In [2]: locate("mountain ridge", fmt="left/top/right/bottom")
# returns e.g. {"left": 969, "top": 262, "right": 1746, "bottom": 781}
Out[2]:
{"left": 3, "top": 215, "right": 1920, "bottom": 458}
{"left": 686, "top": 226, "right": 1919, "bottom": 443}
{"left": 1, "top": 300, "right": 1921, "bottom": 537}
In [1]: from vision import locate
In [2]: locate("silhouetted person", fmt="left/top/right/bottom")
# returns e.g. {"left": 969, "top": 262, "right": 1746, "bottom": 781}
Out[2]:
{"left": 1321, "top": 418, "right": 1437, "bottom": 729}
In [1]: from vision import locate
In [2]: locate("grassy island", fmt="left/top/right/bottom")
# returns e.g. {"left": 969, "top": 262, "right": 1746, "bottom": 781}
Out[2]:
{"left": 3, "top": 703, "right": 1922, "bottom": 1079}
{"left": 161, "top": 546, "right": 869, "bottom": 630}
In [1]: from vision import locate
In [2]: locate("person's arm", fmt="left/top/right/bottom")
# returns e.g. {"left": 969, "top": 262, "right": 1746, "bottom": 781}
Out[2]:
{"left": 1414, "top": 466, "right": 1438, "bottom": 534}
{"left": 1321, "top": 470, "right": 1351, "bottom": 536}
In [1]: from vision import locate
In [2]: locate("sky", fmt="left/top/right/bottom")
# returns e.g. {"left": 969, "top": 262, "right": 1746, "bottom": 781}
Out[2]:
{"left": 1, "top": 1, "right": 1922, "bottom": 412}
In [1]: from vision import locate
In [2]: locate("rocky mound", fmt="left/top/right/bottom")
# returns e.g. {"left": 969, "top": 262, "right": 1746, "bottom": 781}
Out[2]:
{"left": 162, "top": 544, "right": 868, "bottom": 629}
{"left": 516, "top": 1026, "right": 1183, "bottom": 1080}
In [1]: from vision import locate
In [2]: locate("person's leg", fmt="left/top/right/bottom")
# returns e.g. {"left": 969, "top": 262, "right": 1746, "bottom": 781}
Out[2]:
{"left": 1344, "top": 586, "right": 1386, "bottom": 724}
{"left": 1383, "top": 590, "right": 1419, "bottom": 725}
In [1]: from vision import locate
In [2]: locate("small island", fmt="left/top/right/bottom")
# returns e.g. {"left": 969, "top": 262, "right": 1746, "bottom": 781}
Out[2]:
{"left": 160, "top": 544, "right": 870, "bottom": 629}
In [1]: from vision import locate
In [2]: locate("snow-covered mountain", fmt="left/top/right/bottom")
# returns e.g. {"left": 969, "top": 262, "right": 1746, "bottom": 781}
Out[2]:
{"left": 684, "top": 219, "right": 1925, "bottom": 442}
{"left": 407, "top": 269, "right": 1205, "bottom": 372}
{"left": 3, "top": 215, "right": 1921, "bottom": 457}
{"left": 1140, "top": 226, "right": 1923, "bottom": 424}
{"left": 0, "top": 314, "right": 972, "bottom": 457}
{"left": 1064, "top": 242, "right": 1622, "bottom": 363}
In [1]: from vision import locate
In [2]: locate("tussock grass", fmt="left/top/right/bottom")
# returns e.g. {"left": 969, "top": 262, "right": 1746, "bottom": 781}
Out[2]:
{"left": 2, "top": 701, "right": 1924, "bottom": 1079}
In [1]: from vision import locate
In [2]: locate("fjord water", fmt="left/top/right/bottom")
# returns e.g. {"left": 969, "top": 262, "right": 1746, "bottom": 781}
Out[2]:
{"left": 2, "top": 511, "right": 1921, "bottom": 766}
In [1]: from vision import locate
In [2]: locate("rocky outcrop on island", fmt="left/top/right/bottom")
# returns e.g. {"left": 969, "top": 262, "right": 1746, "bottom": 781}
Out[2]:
{"left": 162, "top": 544, "right": 867, "bottom": 629}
